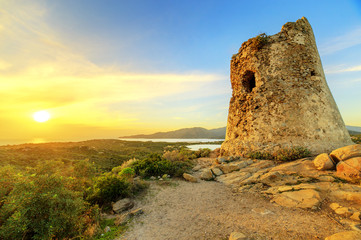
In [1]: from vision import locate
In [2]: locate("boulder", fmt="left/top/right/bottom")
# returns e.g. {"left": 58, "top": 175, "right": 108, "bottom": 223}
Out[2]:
{"left": 313, "top": 153, "right": 335, "bottom": 170}
{"left": 336, "top": 157, "right": 361, "bottom": 179}
{"left": 216, "top": 157, "right": 227, "bottom": 164}
{"left": 211, "top": 167, "right": 223, "bottom": 176}
{"left": 112, "top": 198, "right": 134, "bottom": 213}
{"left": 183, "top": 173, "right": 198, "bottom": 183}
{"left": 325, "top": 231, "right": 361, "bottom": 240}
{"left": 229, "top": 232, "right": 248, "bottom": 240}
{"left": 351, "top": 212, "right": 361, "bottom": 221}
{"left": 200, "top": 169, "right": 214, "bottom": 180}
{"left": 259, "top": 171, "right": 283, "bottom": 186}
{"left": 330, "top": 144, "right": 361, "bottom": 162}
{"left": 219, "top": 164, "right": 240, "bottom": 174}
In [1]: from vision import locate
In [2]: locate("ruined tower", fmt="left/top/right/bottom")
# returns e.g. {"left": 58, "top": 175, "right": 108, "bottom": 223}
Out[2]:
{"left": 221, "top": 17, "right": 353, "bottom": 156}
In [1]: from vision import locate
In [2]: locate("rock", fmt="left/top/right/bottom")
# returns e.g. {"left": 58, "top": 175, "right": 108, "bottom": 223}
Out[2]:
{"left": 330, "top": 144, "right": 361, "bottom": 162}
{"left": 104, "top": 226, "right": 111, "bottom": 233}
{"left": 229, "top": 232, "right": 248, "bottom": 240}
{"left": 325, "top": 231, "right": 361, "bottom": 240}
{"left": 200, "top": 169, "right": 214, "bottom": 180}
{"left": 334, "top": 207, "right": 353, "bottom": 217}
{"left": 330, "top": 191, "right": 361, "bottom": 204}
{"left": 329, "top": 203, "right": 340, "bottom": 211}
{"left": 273, "top": 189, "right": 321, "bottom": 209}
{"left": 112, "top": 198, "right": 134, "bottom": 214}
{"left": 313, "top": 153, "right": 335, "bottom": 170}
{"left": 216, "top": 157, "right": 227, "bottom": 164}
{"left": 269, "top": 159, "right": 320, "bottom": 178}
{"left": 115, "top": 208, "right": 144, "bottom": 226}
{"left": 259, "top": 171, "right": 283, "bottom": 186}
{"left": 162, "top": 174, "right": 168, "bottom": 179}
{"left": 211, "top": 167, "right": 223, "bottom": 176}
{"left": 150, "top": 176, "right": 156, "bottom": 180}
{"left": 318, "top": 175, "right": 335, "bottom": 182}
{"left": 183, "top": 173, "right": 198, "bottom": 183}
{"left": 351, "top": 212, "right": 361, "bottom": 221}
{"left": 336, "top": 157, "right": 361, "bottom": 179}
{"left": 192, "top": 165, "right": 202, "bottom": 171}
{"left": 219, "top": 164, "right": 240, "bottom": 174}
{"left": 218, "top": 172, "right": 252, "bottom": 186}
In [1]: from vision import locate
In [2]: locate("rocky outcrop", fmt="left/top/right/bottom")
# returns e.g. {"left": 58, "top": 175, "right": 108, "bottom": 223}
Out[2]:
{"left": 221, "top": 17, "right": 352, "bottom": 156}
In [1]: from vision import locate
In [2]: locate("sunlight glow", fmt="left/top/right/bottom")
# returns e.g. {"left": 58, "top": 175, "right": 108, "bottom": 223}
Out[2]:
{"left": 33, "top": 110, "right": 51, "bottom": 123}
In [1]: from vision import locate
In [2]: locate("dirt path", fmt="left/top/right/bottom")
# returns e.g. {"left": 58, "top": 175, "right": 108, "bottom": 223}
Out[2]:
{"left": 117, "top": 179, "right": 347, "bottom": 240}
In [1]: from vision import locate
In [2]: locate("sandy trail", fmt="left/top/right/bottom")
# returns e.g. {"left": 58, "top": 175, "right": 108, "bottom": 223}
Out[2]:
{"left": 118, "top": 179, "right": 347, "bottom": 240}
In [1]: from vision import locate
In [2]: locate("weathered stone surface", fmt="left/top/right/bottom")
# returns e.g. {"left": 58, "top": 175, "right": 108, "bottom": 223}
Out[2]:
{"left": 330, "top": 191, "right": 361, "bottom": 204}
{"left": 273, "top": 189, "right": 321, "bottom": 209}
{"left": 219, "top": 164, "right": 240, "bottom": 174}
{"left": 183, "top": 173, "right": 198, "bottom": 183}
{"left": 269, "top": 159, "right": 321, "bottom": 178}
{"left": 334, "top": 207, "right": 353, "bottom": 217}
{"left": 229, "top": 232, "right": 248, "bottom": 240}
{"left": 220, "top": 17, "right": 352, "bottom": 157}
{"left": 329, "top": 203, "right": 340, "bottom": 211}
{"left": 336, "top": 157, "right": 361, "bottom": 179}
{"left": 115, "top": 208, "right": 144, "bottom": 226}
{"left": 318, "top": 175, "right": 335, "bottom": 182}
{"left": 330, "top": 144, "right": 361, "bottom": 162}
{"left": 313, "top": 153, "right": 335, "bottom": 170}
{"left": 211, "top": 167, "right": 223, "bottom": 176}
{"left": 200, "top": 169, "right": 214, "bottom": 180}
{"left": 351, "top": 212, "right": 361, "bottom": 221}
{"left": 112, "top": 198, "right": 134, "bottom": 213}
{"left": 325, "top": 231, "right": 361, "bottom": 240}
{"left": 259, "top": 171, "right": 283, "bottom": 185}
{"left": 217, "top": 172, "right": 251, "bottom": 186}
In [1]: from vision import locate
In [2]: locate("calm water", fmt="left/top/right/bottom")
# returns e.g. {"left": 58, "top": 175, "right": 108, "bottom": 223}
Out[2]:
{"left": 187, "top": 144, "right": 222, "bottom": 150}
{"left": 0, "top": 138, "right": 224, "bottom": 147}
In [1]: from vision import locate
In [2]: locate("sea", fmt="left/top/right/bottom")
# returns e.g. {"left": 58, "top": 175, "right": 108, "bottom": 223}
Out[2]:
{"left": 0, "top": 138, "right": 223, "bottom": 150}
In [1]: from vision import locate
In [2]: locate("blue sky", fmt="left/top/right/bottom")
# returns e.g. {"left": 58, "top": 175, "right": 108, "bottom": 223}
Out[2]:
{"left": 1, "top": 0, "right": 361, "bottom": 142}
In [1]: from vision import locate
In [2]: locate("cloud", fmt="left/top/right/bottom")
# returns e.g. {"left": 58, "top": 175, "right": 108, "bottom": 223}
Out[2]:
{"left": 319, "top": 27, "right": 361, "bottom": 55}
{"left": 0, "top": 0, "right": 228, "bottom": 138}
{"left": 324, "top": 64, "right": 361, "bottom": 74}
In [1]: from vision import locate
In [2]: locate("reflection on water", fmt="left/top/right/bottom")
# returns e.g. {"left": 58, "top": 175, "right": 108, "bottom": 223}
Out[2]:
{"left": 187, "top": 144, "right": 222, "bottom": 151}
{"left": 118, "top": 138, "right": 223, "bottom": 143}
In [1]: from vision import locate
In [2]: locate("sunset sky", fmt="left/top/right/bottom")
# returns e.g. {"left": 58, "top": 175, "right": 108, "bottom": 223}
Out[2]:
{"left": 1, "top": 0, "right": 361, "bottom": 144}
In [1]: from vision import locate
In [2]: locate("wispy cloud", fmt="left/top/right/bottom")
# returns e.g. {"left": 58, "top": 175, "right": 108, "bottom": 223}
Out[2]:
{"left": 324, "top": 64, "right": 361, "bottom": 74}
{"left": 0, "top": 0, "right": 228, "bottom": 138}
{"left": 319, "top": 27, "right": 361, "bottom": 55}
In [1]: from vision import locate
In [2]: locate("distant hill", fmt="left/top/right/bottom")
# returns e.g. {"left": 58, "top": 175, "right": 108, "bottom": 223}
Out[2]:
{"left": 346, "top": 125, "right": 361, "bottom": 134}
{"left": 120, "top": 125, "right": 360, "bottom": 139}
{"left": 120, "top": 127, "right": 227, "bottom": 139}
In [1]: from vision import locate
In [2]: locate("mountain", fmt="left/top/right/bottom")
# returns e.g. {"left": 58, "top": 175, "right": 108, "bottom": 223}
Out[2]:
{"left": 120, "top": 127, "right": 227, "bottom": 139}
{"left": 346, "top": 125, "right": 361, "bottom": 134}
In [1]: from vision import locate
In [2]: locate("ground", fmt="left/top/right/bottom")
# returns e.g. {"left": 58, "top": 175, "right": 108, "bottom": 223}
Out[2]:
{"left": 117, "top": 179, "right": 347, "bottom": 240}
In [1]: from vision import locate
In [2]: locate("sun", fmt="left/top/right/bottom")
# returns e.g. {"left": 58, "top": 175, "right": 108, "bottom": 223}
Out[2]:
{"left": 33, "top": 110, "right": 51, "bottom": 123}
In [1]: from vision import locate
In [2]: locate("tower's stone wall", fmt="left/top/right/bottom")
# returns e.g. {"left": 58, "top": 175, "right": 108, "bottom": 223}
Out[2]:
{"left": 221, "top": 17, "right": 353, "bottom": 156}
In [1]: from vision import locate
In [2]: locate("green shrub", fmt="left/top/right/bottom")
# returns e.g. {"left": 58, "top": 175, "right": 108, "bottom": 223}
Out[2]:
{"left": 273, "top": 147, "right": 311, "bottom": 162}
{"left": 87, "top": 174, "right": 130, "bottom": 206}
{"left": 247, "top": 151, "right": 273, "bottom": 160}
{"left": 118, "top": 167, "right": 135, "bottom": 179}
{"left": 0, "top": 174, "right": 93, "bottom": 240}
{"left": 194, "top": 148, "right": 212, "bottom": 158}
{"left": 131, "top": 154, "right": 191, "bottom": 178}
{"left": 248, "top": 147, "right": 311, "bottom": 162}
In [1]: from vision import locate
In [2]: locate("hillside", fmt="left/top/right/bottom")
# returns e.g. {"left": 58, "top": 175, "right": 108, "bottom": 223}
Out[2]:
{"left": 120, "top": 127, "right": 227, "bottom": 139}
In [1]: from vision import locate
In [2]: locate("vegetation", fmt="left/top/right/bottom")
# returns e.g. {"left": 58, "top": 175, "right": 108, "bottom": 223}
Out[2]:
{"left": 248, "top": 146, "right": 311, "bottom": 162}
{"left": 253, "top": 33, "right": 269, "bottom": 50}
{"left": 351, "top": 133, "right": 361, "bottom": 144}
{"left": 0, "top": 139, "right": 206, "bottom": 239}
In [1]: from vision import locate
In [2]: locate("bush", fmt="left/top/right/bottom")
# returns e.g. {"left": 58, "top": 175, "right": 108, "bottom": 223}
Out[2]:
{"left": 0, "top": 174, "right": 94, "bottom": 240}
{"left": 194, "top": 148, "right": 212, "bottom": 158}
{"left": 247, "top": 151, "right": 273, "bottom": 160}
{"left": 86, "top": 174, "right": 130, "bottom": 206}
{"left": 118, "top": 167, "right": 135, "bottom": 179}
{"left": 247, "top": 146, "right": 311, "bottom": 162}
{"left": 132, "top": 154, "right": 191, "bottom": 178}
{"left": 273, "top": 147, "right": 311, "bottom": 162}
{"left": 253, "top": 33, "right": 269, "bottom": 50}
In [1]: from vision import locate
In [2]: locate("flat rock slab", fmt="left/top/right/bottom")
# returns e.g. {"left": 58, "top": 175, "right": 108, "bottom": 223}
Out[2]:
{"left": 272, "top": 189, "right": 321, "bottom": 209}
{"left": 325, "top": 231, "right": 361, "bottom": 240}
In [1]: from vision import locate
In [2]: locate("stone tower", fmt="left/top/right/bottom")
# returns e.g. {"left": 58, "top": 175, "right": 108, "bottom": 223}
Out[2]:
{"left": 221, "top": 17, "right": 353, "bottom": 156}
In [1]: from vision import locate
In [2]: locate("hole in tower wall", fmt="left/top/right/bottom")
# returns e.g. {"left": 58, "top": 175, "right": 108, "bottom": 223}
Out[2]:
{"left": 242, "top": 71, "right": 256, "bottom": 93}
{"left": 311, "top": 70, "right": 316, "bottom": 76}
